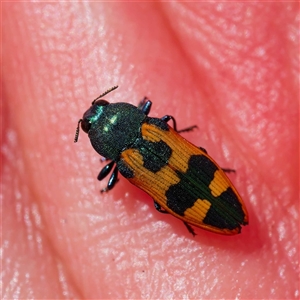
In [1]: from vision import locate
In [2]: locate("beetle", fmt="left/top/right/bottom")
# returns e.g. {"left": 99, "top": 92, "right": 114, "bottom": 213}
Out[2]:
{"left": 74, "top": 86, "right": 248, "bottom": 236}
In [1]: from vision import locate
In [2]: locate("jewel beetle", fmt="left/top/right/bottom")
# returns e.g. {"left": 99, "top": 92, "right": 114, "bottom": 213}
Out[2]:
{"left": 74, "top": 86, "right": 248, "bottom": 236}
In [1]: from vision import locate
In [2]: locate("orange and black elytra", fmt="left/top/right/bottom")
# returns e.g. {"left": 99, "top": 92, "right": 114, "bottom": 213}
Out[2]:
{"left": 75, "top": 86, "right": 248, "bottom": 236}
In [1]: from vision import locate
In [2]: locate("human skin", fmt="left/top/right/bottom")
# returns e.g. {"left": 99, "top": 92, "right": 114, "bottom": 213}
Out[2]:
{"left": 2, "top": 2, "right": 299, "bottom": 299}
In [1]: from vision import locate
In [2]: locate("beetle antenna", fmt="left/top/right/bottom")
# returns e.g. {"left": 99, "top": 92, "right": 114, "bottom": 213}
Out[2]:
{"left": 74, "top": 119, "right": 82, "bottom": 143}
{"left": 92, "top": 86, "right": 118, "bottom": 104}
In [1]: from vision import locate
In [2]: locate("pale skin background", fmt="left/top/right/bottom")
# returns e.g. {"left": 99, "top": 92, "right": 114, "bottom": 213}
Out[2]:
{"left": 2, "top": 2, "right": 299, "bottom": 299}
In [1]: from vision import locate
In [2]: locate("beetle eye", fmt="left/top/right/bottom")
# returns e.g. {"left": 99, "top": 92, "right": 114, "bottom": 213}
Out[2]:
{"left": 92, "top": 99, "right": 109, "bottom": 106}
{"left": 81, "top": 118, "right": 91, "bottom": 133}
{"left": 75, "top": 99, "right": 110, "bottom": 143}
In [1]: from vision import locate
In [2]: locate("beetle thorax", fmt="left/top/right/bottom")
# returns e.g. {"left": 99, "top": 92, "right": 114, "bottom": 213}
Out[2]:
{"left": 87, "top": 102, "right": 146, "bottom": 160}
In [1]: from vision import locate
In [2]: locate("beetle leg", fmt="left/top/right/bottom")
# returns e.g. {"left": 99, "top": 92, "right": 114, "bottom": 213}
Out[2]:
{"left": 155, "top": 201, "right": 196, "bottom": 236}
{"left": 161, "top": 115, "right": 197, "bottom": 133}
{"left": 101, "top": 166, "right": 119, "bottom": 193}
{"left": 98, "top": 161, "right": 115, "bottom": 181}
{"left": 198, "top": 147, "right": 235, "bottom": 173}
{"left": 221, "top": 168, "right": 236, "bottom": 173}
{"left": 153, "top": 201, "right": 197, "bottom": 236}
{"left": 154, "top": 201, "right": 169, "bottom": 214}
{"left": 183, "top": 222, "right": 196, "bottom": 237}
{"left": 199, "top": 146, "right": 207, "bottom": 154}
{"left": 138, "top": 97, "right": 152, "bottom": 115}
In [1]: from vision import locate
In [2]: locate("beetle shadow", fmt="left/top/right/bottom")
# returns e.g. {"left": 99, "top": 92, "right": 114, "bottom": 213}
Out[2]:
{"left": 165, "top": 202, "right": 267, "bottom": 255}
{"left": 102, "top": 178, "right": 267, "bottom": 255}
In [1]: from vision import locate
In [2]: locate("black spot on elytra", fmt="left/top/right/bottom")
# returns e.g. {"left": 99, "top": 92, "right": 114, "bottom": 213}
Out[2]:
{"left": 117, "top": 159, "right": 134, "bottom": 178}
{"left": 202, "top": 187, "right": 246, "bottom": 230}
{"left": 166, "top": 155, "right": 217, "bottom": 216}
{"left": 116, "top": 118, "right": 172, "bottom": 177}
{"left": 133, "top": 139, "right": 172, "bottom": 173}
{"left": 166, "top": 155, "right": 246, "bottom": 230}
